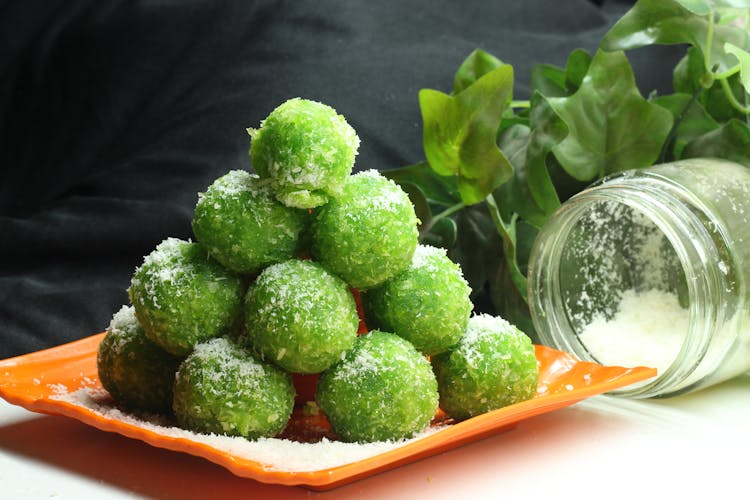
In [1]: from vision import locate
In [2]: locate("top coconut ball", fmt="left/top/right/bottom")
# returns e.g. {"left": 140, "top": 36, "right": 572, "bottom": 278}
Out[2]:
{"left": 248, "top": 98, "right": 360, "bottom": 209}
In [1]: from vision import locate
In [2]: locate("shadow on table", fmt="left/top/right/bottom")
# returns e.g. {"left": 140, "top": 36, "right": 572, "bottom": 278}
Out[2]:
{"left": 3, "top": 374, "right": 747, "bottom": 499}
{"left": 0, "top": 413, "right": 308, "bottom": 499}
{"left": 0, "top": 403, "right": 606, "bottom": 500}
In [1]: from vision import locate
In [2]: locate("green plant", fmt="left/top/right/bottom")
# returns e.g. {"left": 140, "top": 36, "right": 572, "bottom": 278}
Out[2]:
{"left": 384, "top": 0, "right": 750, "bottom": 338}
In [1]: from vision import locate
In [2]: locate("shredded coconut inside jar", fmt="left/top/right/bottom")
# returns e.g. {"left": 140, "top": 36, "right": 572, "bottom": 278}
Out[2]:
{"left": 578, "top": 289, "right": 689, "bottom": 373}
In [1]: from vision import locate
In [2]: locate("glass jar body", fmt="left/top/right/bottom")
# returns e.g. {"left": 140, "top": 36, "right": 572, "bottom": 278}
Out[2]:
{"left": 528, "top": 159, "right": 750, "bottom": 398}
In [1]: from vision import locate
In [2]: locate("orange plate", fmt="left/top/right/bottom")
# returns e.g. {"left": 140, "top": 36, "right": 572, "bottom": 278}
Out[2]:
{"left": 0, "top": 334, "right": 656, "bottom": 490}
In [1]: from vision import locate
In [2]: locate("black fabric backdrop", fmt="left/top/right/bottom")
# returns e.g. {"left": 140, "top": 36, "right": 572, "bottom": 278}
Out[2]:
{"left": 0, "top": 0, "right": 682, "bottom": 359}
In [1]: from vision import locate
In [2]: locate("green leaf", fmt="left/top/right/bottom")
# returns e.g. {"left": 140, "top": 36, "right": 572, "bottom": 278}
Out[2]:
{"left": 489, "top": 256, "right": 536, "bottom": 339}
{"left": 513, "top": 220, "right": 538, "bottom": 275}
{"left": 450, "top": 204, "right": 503, "bottom": 301}
{"left": 524, "top": 93, "right": 567, "bottom": 218}
{"left": 419, "top": 65, "right": 515, "bottom": 205}
{"left": 674, "top": 0, "right": 712, "bottom": 15}
{"left": 681, "top": 118, "right": 750, "bottom": 165}
{"left": 529, "top": 49, "right": 592, "bottom": 98}
{"left": 491, "top": 218, "right": 539, "bottom": 333}
{"left": 485, "top": 195, "right": 527, "bottom": 298}
{"left": 653, "top": 93, "right": 720, "bottom": 159}
{"left": 564, "top": 49, "right": 592, "bottom": 91}
{"left": 545, "top": 155, "right": 591, "bottom": 204}
{"left": 601, "top": 0, "right": 750, "bottom": 74}
{"left": 452, "top": 49, "right": 505, "bottom": 95}
{"left": 546, "top": 50, "right": 674, "bottom": 181}
{"left": 715, "top": 0, "right": 750, "bottom": 7}
{"left": 498, "top": 106, "right": 531, "bottom": 132}
{"left": 674, "top": 0, "right": 750, "bottom": 15}
{"left": 530, "top": 64, "right": 568, "bottom": 98}
{"left": 673, "top": 46, "right": 710, "bottom": 94}
{"left": 716, "top": 5, "right": 750, "bottom": 26}
{"left": 495, "top": 96, "right": 566, "bottom": 229}
{"left": 421, "top": 216, "right": 458, "bottom": 250}
{"left": 724, "top": 42, "right": 750, "bottom": 94}
{"left": 701, "top": 72, "right": 749, "bottom": 120}
{"left": 495, "top": 124, "right": 549, "bottom": 228}
{"left": 396, "top": 181, "right": 433, "bottom": 231}
{"left": 383, "top": 161, "right": 460, "bottom": 207}
{"left": 491, "top": 96, "right": 581, "bottom": 307}
{"left": 420, "top": 88, "right": 464, "bottom": 175}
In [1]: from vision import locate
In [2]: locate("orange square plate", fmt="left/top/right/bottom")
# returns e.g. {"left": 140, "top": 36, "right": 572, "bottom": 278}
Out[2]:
{"left": 0, "top": 334, "right": 655, "bottom": 490}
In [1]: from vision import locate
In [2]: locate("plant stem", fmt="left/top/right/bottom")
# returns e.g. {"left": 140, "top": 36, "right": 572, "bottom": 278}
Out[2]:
{"left": 714, "top": 65, "right": 740, "bottom": 81}
{"left": 719, "top": 77, "right": 750, "bottom": 114}
{"left": 658, "top": 87, "right": 703, "bottom": 163}
{"left": 420, "top": 201, "right": 465, "bottom": 235}
{"left": 484, "top": 195, "right": 528, "bottom": 296}
{"left": 705, "top": 10, "right": 715, "bottom": 73}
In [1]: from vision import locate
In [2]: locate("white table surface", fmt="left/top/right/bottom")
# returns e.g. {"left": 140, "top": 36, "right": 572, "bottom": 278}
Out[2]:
{"left": 1, "top": 371, "right": 748, "bottom": 500}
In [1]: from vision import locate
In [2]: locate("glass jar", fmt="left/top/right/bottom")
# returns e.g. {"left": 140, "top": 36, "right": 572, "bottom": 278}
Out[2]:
{"left": 527, "top": 158, "right": 750, "bottom": 398}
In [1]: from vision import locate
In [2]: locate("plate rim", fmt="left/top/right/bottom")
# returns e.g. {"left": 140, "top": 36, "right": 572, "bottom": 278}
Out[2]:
{"left": 0, "top": 334, "right": 657, "bottom": 490}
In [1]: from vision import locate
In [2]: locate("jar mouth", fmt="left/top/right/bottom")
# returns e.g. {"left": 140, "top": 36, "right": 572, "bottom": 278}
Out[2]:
{"left": 528, "top": 171, "right": 726, "bottom": 398}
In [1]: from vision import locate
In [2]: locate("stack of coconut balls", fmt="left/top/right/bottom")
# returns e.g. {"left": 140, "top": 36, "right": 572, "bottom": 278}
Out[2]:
{"left": 96, "top": 98, "right": 539, "bottom": 443}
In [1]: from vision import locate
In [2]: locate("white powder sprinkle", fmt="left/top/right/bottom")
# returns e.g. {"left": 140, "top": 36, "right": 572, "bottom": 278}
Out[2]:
{"left": 48, "top": 383, "right": 69, "bottom": 395}
{"left": 51, "top": 387, "right": 446, "bottom": 472}
{"left": 188, "top": 338, "right": 266, "bottom": 385}
{"left": 142, "top": 237, "right": 184, "bottom": 268}
{"left": 462, "top": 314, "right": 515, "bottom": 344}
{"left": 411, "top": 244, "right": 448, "bottom": 272}
{"left": 209, "top": 170, "right": 263, "bottom": 198}
{"left": 109, "top": 304, "right": 138, "bottom": 332}
{"left": 578, "top": 289, "right": 689, "bottom": 373}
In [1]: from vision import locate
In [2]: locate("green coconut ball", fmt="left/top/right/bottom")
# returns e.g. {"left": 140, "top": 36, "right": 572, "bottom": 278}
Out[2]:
{"left": 243, "top": 259, "right": 359, "bottom": 374}
{"left": 311, "top": 170, "right": 419, "bottom": 289}
{"left": 431, "top": 314, "right": 539, "bottom": 421}
{"left": 172, "top": 337, "right": 294, "bottom": 439}
{"left": 316, "top": 330, "right": 439, "bottom": 443}
{"left": 192, "top": 170, "right": 309, "bottom": 275}
{"left": 363, "top": 244, "right": 473, "bottom": 355}
{"left": 97, "top": 305, "right": 182, "bottom": 414}
{"left": 248, "top": 98, "right": 360, "bottom": 209}
{"left": 128, "top": 238, "right": 245, "bottom": 357}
